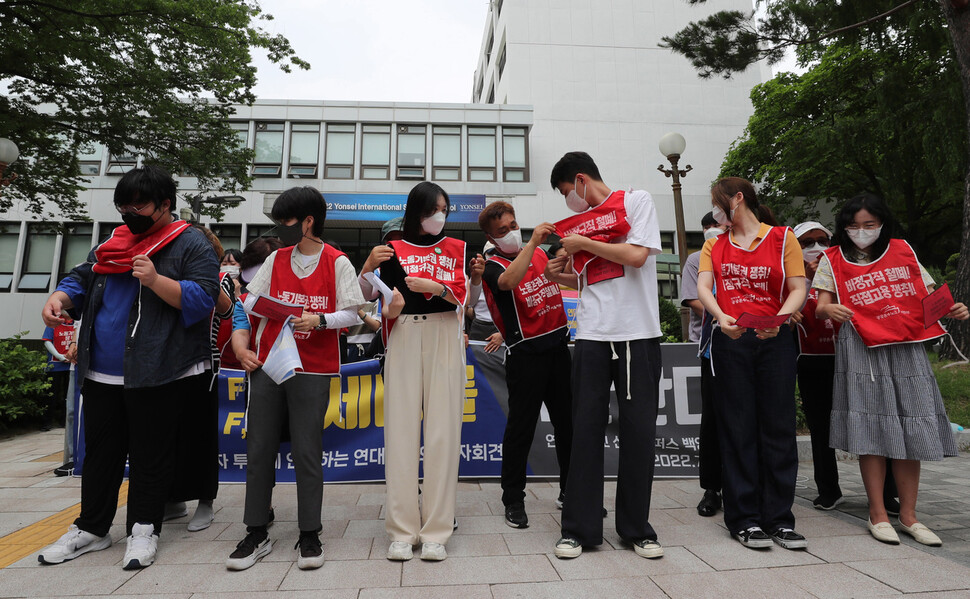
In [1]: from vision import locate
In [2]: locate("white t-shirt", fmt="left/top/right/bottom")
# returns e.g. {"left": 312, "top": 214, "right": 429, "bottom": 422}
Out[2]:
{"left": 575, "top": 189, "right": 663, "bottom": 342}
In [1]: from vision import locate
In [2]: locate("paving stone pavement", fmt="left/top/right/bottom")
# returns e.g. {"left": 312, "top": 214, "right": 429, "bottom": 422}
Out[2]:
{"left": 1, "top": 429, "right": 969, "bottom": 598}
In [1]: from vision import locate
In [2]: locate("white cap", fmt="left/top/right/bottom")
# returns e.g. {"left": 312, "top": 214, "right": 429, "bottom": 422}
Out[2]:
{"left": 793, "top": 221, "right": 832, "bottom": 239}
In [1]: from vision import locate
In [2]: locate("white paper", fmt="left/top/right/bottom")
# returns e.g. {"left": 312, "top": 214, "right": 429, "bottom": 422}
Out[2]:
{"left": 363, "top": 271, "right": 394, "bottom": 305}
{"left": 261, "top": 319, "right": 303, "bottom": 384}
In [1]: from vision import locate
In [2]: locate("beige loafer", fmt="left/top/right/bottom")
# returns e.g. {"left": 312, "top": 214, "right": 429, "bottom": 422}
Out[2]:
{"left": 867, "top": 518, "right": 899, "bottom": 544}
{"left": 899, "top": 521, "right": 942, "bottom": 546}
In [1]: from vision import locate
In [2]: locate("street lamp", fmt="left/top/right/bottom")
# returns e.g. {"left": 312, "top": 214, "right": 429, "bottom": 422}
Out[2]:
{"left": 0, "top": 137, "right": 19, "bottom": 193}
{"left": 657, "top": 132, "right": 693, "bottom": 340}
{"left": 184, "top": 194, "right": 246, "bottom": 222}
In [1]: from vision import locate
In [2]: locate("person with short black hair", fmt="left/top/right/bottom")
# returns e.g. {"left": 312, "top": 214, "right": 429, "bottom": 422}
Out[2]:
{"left": 476, "top": 201, "right": 573, "bottom": 529}
{"left": 546, "top": 151, "right": 665, "bottom": 561}
{"left": 39, "top": 165, "right": 220, "bottom": 569}
{"left": 226, "top": 186, "right": 364, "bottom": 571}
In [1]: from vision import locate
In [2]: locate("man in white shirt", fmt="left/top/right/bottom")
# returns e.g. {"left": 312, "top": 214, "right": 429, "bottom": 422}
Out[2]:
{"left": 546, "top": 151, "right": 664, "bottom": 561}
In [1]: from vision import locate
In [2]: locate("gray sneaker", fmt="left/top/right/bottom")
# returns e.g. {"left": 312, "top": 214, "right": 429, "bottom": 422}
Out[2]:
{"left": 633, "top": 538, "right": 664, "bottom": 559}
{"left": 554, "top": 537, "right": 582, "bottom": 559}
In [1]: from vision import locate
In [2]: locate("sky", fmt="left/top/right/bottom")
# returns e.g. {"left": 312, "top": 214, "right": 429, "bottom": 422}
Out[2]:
{"left": 249, "top": 0, "right": 490, "bottom": 103}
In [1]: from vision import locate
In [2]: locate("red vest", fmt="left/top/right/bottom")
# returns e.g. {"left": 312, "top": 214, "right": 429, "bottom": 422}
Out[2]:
{"left": 797, "top": 287, "right": 841, "bottom": 355}
{"left": 711, "top": 226, "right": 790, "bottom": 319}
{"left": 483, "top": 248, "right": 568, "bottom": 347}
{"left": 253, "top": 245, "right": 343, "bottom": 375}
{"left": 554, "top": 190, "right": 630, "bottom": 285}
{"left": 824, "top": 240, "right": 945, "bottom": 348}
{"left": 51, "top": 322, "right": 75, "bottom": 355}
{"left": 389, "top": 238, "right": 467, "bottom": 304}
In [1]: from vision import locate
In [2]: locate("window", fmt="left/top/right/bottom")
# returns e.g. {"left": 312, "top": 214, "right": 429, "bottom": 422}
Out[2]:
{"left": 78, "top": 143, "right": 104, "bottom": 176}
{"left": 325, "top": 123, "right": 355, "bottom": 179}
{"left": 252, "top": 122, "right": 284, "bottom": 176}
{"left": 208, "top": 224, "right": 243, "bottom": 253}
{"left": 58, "top": 223, "right": 93, "bottom": 282}
{"left": 432, "top": 126, "right": 461, "bottom": 181}
{"left": 246, "top": 224, "right": 278, "bottom": 246}
{"left": 0, "top": 223, "right": 19, "bottom": 292}
{"left": 396, "top": 125, "right": 426, "bottom": 179}
{"left": 19, "top": 224, "right": 57, "bottom": 292}
{"left": 497, "top": 44, "right": 507, "bottom": 79}
{"left": 467, "top": 127, "right": 496, "bottom": 181}
{"left": 686, "top": 231, "right": 706, "bottom": 255}
{"left": 288, "top": 123, "right": 320, "bottom": 178}
{"left": 230, "top": 122, "right": 249, "bottom": 148}
{"left": 360, "top": 124, "right": 390, "bottom": 179}
{"left": 659, "top": 231, "right": 675, "bottom": 254}
{"left": 502, "top": 127, "right": 528, "bottom": 182}
{"left": 106, "top": 151, "right": 137, "bottom": 175}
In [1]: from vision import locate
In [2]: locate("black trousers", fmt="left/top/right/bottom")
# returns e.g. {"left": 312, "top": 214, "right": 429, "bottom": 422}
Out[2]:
{"left": 712, "top": 327, "right": 798, "bottom": 535}
{"left": 797, "top": 355, "right": 840, "bottom": 499}
{"left": 698, "top": 355, "right": 721, "bottom": 491}
{"left": 500, "top": 342, "right": 573, "bottom": 506}
{"left": 169, "top": 373, "right": 220, "bottom": 503}
{"left": 75, "top": 376, "right": 195, "bottom": 537}
{"left": 561, "top": 338, "right": 661, "bottom": 546}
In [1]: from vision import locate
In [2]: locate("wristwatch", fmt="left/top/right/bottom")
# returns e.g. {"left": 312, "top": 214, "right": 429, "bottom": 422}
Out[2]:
{"left": 314, "top": 313, "right": 328, "bottom": 330}
{"left": 438, "top": 285, "right": 448, "bottom": 299}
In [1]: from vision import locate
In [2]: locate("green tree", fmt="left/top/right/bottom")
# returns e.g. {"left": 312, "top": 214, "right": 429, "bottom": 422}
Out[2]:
{"left": 0, "top": 0, "right": 309, "bottom": 221}
{"left": 662, "top": 0, "right": 970, "bottom": 357}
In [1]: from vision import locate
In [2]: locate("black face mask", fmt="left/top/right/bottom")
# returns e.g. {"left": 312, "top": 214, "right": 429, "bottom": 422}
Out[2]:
{"left": 122, "top": 210, "right": 158, "bottom": 235}
{"left": 277, "top": 221, "right": 304, "bottom": 247}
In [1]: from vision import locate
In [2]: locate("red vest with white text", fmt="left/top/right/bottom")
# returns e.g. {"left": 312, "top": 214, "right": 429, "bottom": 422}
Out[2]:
{"left": 553, "top": 190, "right": 630, "bottom": 285}
{"left": 483, "top": 248, "right": 567, "bottom": 347}
{"left": 51, "top": 321, "right": 75, "bottom": 356}
{"left": 711, "top": 226, "right": 790, "bottom": 319}
{"left": 797, "top": 287, "right": 841, "bottom": 355}
{"left": 824, "top": 240, "right": 945, "bottom": 348}
{"left": 253, "top": 245, "right": 343, "bottom": 375}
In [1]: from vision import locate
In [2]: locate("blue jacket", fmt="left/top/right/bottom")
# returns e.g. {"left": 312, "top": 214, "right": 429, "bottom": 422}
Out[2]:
{"left": 56, "top": 226, "right": 220, "bottom": 388}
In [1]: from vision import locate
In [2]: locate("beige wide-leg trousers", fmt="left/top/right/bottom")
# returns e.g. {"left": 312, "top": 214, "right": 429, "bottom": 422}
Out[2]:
{"left": 383, "top": 311, "right": 465, "bottom": 545}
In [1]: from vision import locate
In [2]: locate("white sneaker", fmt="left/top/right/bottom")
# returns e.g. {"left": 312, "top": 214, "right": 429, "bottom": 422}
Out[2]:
{"left": 420, "top": 542, "right": 447, "bottom": 561}
{"left": 38, "top": 525, "right": 112, "bottom": 564}
{"left": 123, "top": 523, "right": 158, "bottom": 570}
{"left": 386, "top": 541, "right": 413, "bottom": 561}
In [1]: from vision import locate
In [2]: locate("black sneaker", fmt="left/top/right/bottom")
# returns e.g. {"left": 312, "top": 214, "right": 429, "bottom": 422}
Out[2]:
{"left": 295, "top": 531, "right": 324, "bottom": 570}
{"left": 696, "top": 489, "right": 721, "bottom": 517}
{"left": 53, "top": 462, "right": 74, "bottom": 477}
{"left": 734, "top": 526, "right": 773, "bottom": 549}
{"left": 884, "top": 496, "right": 900, "bottom": 516}
{"left": 267, "top": 507, "right": 275, "bottom": 527}
{"left": 226, "top": 528, "right": 272, "bottom": 571}
{"left": 556, "top": 490, "right": 565, "bottom": 509}
{"left": 770, "top": 528, "right": 807, "bottom": 550}
{"left": 812, "top": 495, "right": 844, "bottom": 510}
{"left": 505, "top": 503, "right": 529, "bottom": 528}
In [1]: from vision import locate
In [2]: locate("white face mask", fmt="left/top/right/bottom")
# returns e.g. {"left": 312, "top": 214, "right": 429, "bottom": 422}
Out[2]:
{"left": 711, "top": 204, "right": 730, "bottom": 226}
{"left": 493, "top": 229, "right": 522, "bottom": 254}
{"left": 847, "top": 226, "right": 882, "bottom": 250}
{"left": 565, "top": 177, "right": 589, "bottom": 213}
{"left": 703, "top": 227, "right": 724, "bottom": 241}
{"left": 220, "top": 265, "right": 240, "bottom": 277}
{"left": 421, "top": 211, "right": 447, "bottom": 236}
{"left": 801, "top": 243, "right": 825, "bottom": 263}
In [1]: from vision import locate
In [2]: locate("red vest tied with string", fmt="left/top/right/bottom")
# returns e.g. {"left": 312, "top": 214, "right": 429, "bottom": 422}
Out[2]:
{"left": 553, "top": 190, "right": 630, "bottom": 285}
{"left": 51, "top": 321, "right": 75, "bottom": 356}
{"left": 824, "top": 239, "right": 945, "bottom": 348}
{"left": 796, "top": 287, "right": 841, "bottom": 355}
{"left": 483, "top": 247, "right": 567, "bottom": 347}
{"left": 217, "top": 293, "right": 244, "bottom": 370}
{"left": 253, "top": 245, "right": 343, "bottom": 375}
{"left": 93, "top": 220, "right": 191, "bottom": 274}
{"left": 711, "top": 226, "right": 790, "bottom": 319}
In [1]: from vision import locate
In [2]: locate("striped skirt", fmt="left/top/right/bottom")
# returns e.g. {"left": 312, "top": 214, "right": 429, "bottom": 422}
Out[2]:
{"left": 829, "top": 324, "right": 957, "bottom": 461}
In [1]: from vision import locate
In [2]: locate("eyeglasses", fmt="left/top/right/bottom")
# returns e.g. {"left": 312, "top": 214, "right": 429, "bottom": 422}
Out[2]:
{"left": 845, "top": 223, "right": 880, "bottom": 230}
{"left": 798, "top": 238, "right": 830, "bottom": 249}
{"left": 115, "top": 202, "right": 155, "bottom": 215}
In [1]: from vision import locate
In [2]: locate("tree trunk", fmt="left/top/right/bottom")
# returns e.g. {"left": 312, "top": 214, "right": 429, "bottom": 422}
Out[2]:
{"left": 939, "top": 1, "right": 970, "bottom": 360}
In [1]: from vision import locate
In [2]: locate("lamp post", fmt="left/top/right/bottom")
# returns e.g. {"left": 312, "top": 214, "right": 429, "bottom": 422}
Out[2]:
{"left": 0, "top": 138, "right": 19, "bottom": 195}
{"left": 657, "top": 132, "right": 693, "bottom": 340}
{"left": 184, "top": 194, "right": 246, "bottom": 222}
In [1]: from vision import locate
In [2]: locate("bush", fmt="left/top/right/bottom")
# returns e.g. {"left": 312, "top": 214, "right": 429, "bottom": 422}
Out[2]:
{"left": 0, "top": 333, "right": 51, "bottom": 429}
{"left": 659, "top": 296, "right": 683, "bottom": 343}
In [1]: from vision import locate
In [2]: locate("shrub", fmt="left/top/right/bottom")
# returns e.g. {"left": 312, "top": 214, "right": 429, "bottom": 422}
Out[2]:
{"left": 0, "top": 333, "right": 51, "bottom": 429}
{"left": 659, "top": 296, "right": 684, "bottom": 343}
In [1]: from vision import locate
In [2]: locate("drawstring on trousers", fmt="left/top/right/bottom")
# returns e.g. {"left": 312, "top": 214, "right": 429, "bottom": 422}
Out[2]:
{"left": 610, "top": 340, "right": 632, "bottom": 400}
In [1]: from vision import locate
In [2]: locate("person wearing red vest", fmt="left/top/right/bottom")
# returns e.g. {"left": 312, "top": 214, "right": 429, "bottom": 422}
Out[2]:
{"left": 546, "top": 152, "right": 665, "bottom": 561}
{"left": 475, "top": 201, "right": 573, "bottom": 530}
{"left": 377, "top": 182, "right": 467, "bottom": 562}
{"left": 697, "top": 177, "right": 808, "bottom": 551}
{"left": 225, "top": 187, "right": 364, "bottom": 571}
{"left": 814, "top": 193, "right": 968, "bottom": 547}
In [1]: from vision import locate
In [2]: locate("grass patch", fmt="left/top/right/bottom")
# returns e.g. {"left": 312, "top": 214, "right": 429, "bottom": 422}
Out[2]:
{"left": 930, "top": 352, "right": 970, "bottom": 429}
